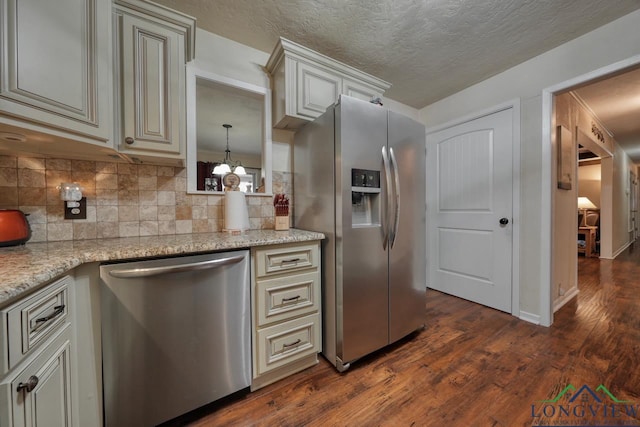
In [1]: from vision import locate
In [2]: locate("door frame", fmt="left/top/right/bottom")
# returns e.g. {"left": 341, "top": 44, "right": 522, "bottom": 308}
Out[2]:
{"left": 425, "top": 99, "right": 521, "bottom": 317}
{"left": 540, "top": 53, "right": 640, "bottom": 327}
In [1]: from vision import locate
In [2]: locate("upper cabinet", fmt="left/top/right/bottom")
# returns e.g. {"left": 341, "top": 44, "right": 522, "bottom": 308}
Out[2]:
{"left": 0, "top": 0, "right": 113, "bottom": 148}
{"left": 266, "top": 38, "right": 391, "bottom": 130}
{"left": 113, "top": 0, "right": 196, "bottom": 166}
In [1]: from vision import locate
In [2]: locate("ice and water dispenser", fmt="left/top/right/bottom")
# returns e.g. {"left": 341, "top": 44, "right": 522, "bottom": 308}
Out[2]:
{"left": 351, "top": 168, "right": 381, "bottom": 227}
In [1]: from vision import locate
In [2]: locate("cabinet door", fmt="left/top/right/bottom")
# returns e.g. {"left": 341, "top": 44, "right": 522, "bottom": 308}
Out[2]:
{"left": 0, "top": 0, "right": 112, "bottom": 144}
{"left": 295, "top": 61, "right": 342, "bottom": 119}
{"left": 343, "top": 78, "right": 381, "bottom": 103}
{"left": 119, "top": 13, "right": 184, "bottom": 156}
{"left": 2, "top": 329, "right": 72, "bottom": 427}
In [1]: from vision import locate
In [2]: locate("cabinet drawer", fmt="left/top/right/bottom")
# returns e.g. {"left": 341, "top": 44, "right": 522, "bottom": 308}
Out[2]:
{"left": 255, "top": 243, "right": 319, "bottom": 278}
{"left": 2, "top": 276, "right": 70, "bottom": 373}
{"left": 256, "top": 271, "right": 320, "bottom": 327}
{"left": 256, "top": 313, "right": 320, "bottom": 375}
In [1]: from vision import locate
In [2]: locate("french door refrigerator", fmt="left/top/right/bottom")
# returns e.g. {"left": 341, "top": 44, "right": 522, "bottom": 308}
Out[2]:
{"left": 294, "top": 95, "right": 426, "bottom": 372}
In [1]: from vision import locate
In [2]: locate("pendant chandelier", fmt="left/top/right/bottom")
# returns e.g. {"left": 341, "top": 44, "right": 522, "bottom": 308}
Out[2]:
{"left": 212, "top": 124, "right": 246, "bottom": 175}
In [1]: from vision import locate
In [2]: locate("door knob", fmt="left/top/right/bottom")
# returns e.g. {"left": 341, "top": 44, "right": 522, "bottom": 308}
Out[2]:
{"left": 499, "top": 217, "right": 509, "bottom": 225}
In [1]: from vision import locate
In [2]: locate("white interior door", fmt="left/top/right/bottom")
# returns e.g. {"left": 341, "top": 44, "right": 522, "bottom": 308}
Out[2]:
{"left": 426, "top": 108, "right": 513, "bottom": 312}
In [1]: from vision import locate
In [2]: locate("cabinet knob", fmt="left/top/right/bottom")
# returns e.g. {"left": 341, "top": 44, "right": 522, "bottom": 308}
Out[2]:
{"left": 125, "top": 137, "right": 134, "bottom": 145}
{"left": 17, "top": 375, "right": 39, "bottom": 393}
{"left": 499, "top": 217, "right": 509, "bottom": 225}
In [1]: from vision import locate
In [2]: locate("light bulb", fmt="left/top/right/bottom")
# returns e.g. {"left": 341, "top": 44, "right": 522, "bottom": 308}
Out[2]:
{"left": 213, "top": 163, "right": 231, "bottom": 175}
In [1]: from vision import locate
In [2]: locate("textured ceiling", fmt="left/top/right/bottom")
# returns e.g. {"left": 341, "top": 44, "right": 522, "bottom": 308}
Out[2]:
{"left": 152, "top": 0, "right": 640, "bottom": 108}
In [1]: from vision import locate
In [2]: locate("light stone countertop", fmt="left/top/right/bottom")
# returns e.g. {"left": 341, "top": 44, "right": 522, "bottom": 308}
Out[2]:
{"left": 0, "top": 229, "right": 324, "bottom": 308}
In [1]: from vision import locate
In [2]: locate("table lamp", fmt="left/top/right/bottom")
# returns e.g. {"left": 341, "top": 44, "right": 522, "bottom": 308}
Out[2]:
{"left": 577, "top": 197, "right": 597, "bottom": 227}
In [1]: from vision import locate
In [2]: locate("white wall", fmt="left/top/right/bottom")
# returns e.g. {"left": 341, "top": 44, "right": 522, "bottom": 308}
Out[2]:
{"left": 578, "top": 164, "right": 602, "bottom": 209}
{"left": 612, "top": 143, "right": 634, "bottom": 255}
{"left": 419, "top": 9, "right": 640, "bottom": 319}
{"left": 384, "top": 98, "right": 420, "bottom": 121}
{"left": 272, "top": 129, "right": 294, "bottom": 172}
{"left": 193, "top": 29, "right": 270, "bottom": 89}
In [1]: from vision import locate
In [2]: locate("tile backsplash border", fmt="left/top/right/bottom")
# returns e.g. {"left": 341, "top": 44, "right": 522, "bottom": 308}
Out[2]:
{"left": 0, "top": 155, "right": 292, "bottom": 243}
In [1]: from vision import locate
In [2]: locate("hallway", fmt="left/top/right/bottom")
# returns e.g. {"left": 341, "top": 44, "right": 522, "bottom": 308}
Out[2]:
{"left": 180, "top": 248, "right": 640, "bottom": 426}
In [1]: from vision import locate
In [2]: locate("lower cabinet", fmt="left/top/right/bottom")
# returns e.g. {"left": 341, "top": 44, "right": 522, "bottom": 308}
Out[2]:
{"left": 251, "top": 241, "right": 322, "bottom": 390}
{"left": 0, "top": 276, "right": 74, "bottom": 427}
{"left": 0, "top": 240, "right": 323, "bottom": 425}
{"left": 3, "top": 329, "right": 73, "bottom": 427}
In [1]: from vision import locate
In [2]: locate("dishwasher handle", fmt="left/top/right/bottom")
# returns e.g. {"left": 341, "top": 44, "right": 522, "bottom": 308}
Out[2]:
{"left": 107, "top": 254, "right": 246, "bottom": 278}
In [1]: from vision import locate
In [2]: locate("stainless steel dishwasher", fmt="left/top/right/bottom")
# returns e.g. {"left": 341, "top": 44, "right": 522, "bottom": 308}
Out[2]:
{"left": 100, "top": 250, "right": 251, "bottom": 427}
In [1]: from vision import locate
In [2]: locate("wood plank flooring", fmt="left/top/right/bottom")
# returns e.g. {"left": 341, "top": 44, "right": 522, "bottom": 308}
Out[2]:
{"left": 179, "top": 247, "right": 640, "bottom": 426}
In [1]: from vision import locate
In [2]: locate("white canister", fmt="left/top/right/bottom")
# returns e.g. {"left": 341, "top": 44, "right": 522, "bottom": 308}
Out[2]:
{"left": 224, "top": 191, "right": 249, "bottom": 232}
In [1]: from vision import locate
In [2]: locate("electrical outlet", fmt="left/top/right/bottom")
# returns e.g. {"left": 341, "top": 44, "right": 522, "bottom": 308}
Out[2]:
{"left": 64, "top": 197, "right": 87, "bottom": 220}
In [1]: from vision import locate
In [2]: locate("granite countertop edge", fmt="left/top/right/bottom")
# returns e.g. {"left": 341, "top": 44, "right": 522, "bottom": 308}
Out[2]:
{"left": 0, "top": 229, "right": 325, "bottom": 308}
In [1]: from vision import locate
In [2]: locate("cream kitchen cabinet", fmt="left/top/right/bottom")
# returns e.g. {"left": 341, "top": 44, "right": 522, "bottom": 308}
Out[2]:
{"left": 251, "top": 241, "right": 322, "bottom": 390}
{"left": 113, "top": 0, "right": 195, "bottom": 166}
{"left": 266, "top": 37, "right": 390, "bottom": 130}
{"left": 0, "top": 0, "right": 113, "bottom": 150}
{"left": 0, "top": 276, "right": 74, "bottom": 427}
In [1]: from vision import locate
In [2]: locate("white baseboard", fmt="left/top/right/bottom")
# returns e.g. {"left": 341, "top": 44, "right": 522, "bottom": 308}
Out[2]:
{"left": 519, "top": 311, "right": 541, "bottom": 325}
{"left": 553, "top": 286, "right": 579, "bottom": 312}
{"left": 611, "top": 240, "right": 634, "bottom": 259}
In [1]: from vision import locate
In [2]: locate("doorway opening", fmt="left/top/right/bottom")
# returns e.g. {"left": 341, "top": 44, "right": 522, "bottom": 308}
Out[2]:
{"left": 577, "top": 149, "right": 602, "bottom": 256}
{"left": 542, "top": 57, "right": 640, "bottom": 326}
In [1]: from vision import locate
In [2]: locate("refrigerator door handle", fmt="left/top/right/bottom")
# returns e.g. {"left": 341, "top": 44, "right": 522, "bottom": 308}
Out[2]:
{"left": 382, "top": 146, "right": 393, "bottom": 250}
{"left": 389, "top": 147, "right": 401, "bottom": 248}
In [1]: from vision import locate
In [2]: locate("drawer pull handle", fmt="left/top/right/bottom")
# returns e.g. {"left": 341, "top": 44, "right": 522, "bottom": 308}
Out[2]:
{"left": 35, "top": 305, "right": 65, "bottom": 326}
{"left": 282, "top": 295, "right": 301, "bottom": 303}
{"left": 17, "top": 375, "right": 39, "bottom": 393}
{"left": 282, "top": 339, "right": 301, "bottom": 349}
{"left": 281, "top": 258, "right": 301, "bottom": 264}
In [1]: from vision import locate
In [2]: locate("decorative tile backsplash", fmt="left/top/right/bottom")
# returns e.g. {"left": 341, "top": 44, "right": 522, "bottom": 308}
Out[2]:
{"left": 0, "top": 155, "right": 291, "bottom": 243}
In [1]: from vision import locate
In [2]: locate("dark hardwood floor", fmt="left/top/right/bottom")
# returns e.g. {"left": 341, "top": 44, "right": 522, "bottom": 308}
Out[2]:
{"left": 185, "top": 247, "right": 640, "bottom": 426}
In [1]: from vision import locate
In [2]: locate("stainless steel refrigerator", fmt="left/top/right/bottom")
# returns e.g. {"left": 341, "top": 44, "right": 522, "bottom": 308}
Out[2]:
{"left": 294, "top": 95, "right": 426, "bottom": 372}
